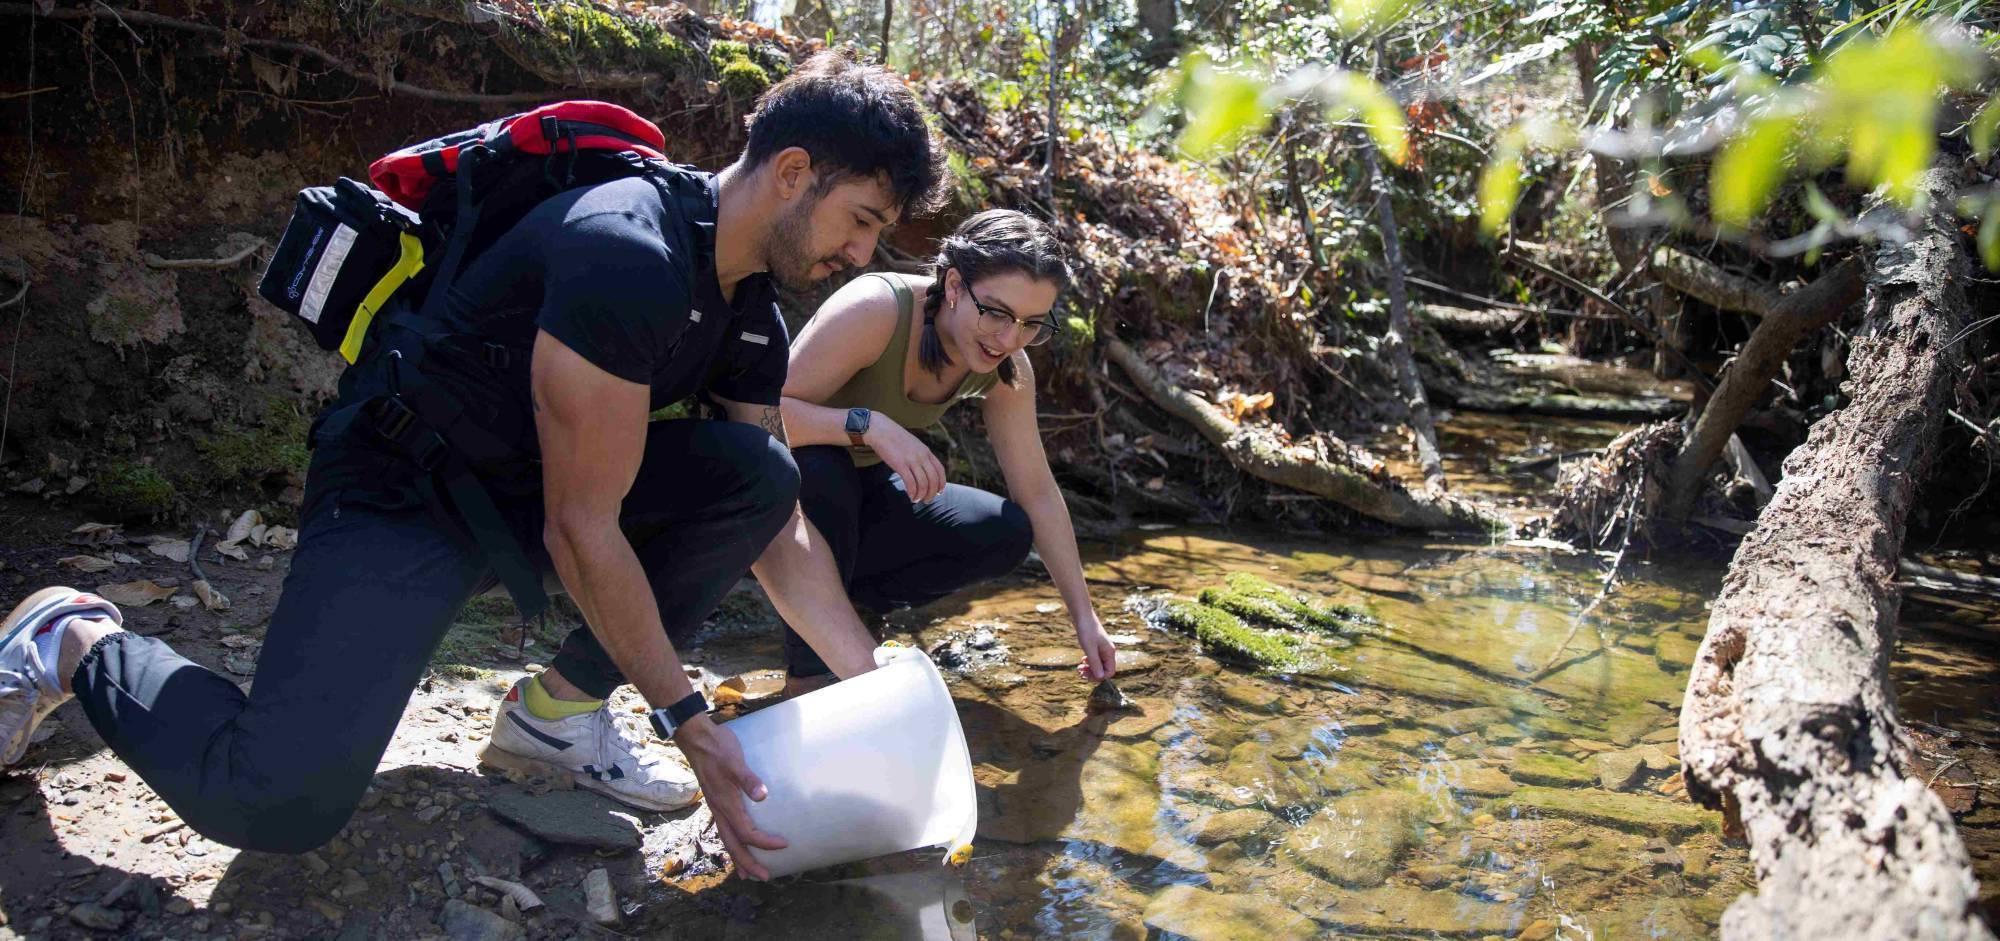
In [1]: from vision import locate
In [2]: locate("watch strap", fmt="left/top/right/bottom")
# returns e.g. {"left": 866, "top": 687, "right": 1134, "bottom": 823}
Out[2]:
{"left": 648, "top": 690, "right": 710, "bottom": 739}
{"left": 845, "top": 407, "right": 871, "bottom": 448}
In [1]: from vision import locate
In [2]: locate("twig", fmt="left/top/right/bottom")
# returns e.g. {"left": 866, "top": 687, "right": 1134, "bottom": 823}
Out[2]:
{"left": 1926, "top": 757, "right": 1966, "bottom": 788}
{"left": 1502, "top": 249, "right": 1715, "bottom": 392}
{"left": 1404, "top": 274, "right": 1606, "bottom": 320}
{"left": 0, "top": 86, "right": 58, "bottom": 100}
{"left": 143, "top": 239, "right": 265, "bottom": 270}
{"left": 0, "top": 282, "right": 25, "bottom": 311}
{"left": 139, "top": 819, "right": 186, "bottom": 842}
{"left": 1532, "top": 465, "right": 1644, "bottom": 680}
{"left": 92, "top": 0, "right": 142, "bottom": 45}
{"left": 188, "top": 525, "right": 210, "bottom": 585}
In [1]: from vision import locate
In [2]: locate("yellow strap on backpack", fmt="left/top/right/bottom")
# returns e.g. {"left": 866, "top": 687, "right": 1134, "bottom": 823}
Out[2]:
{"left": 338, "top": 232, "right": 426, "bottom": 363}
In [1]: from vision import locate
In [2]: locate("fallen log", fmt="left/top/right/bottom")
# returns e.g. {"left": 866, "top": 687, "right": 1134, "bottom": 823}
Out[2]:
{"left": 1650, "top": 246, "right": 1785, "bottom": 318}
{"left": 1660, "top": 257, "right": 1865, "bottom": 522}
{"left": 1679, "top": 168, "right": 1989, "bottom": 941}
{"left": 1414, "top": 303, "right": 1527, "bottom": 337}
{"left": 1435, "top": 387, "right": 1685, "bottom": 421}
{"left": 1102, "top": 337, "right": 1506, "bottom": 534}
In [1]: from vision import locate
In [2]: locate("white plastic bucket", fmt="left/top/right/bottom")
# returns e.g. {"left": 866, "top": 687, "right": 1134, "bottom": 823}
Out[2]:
{"left": 726, "top": 645, "right": 978, "bottom": 879}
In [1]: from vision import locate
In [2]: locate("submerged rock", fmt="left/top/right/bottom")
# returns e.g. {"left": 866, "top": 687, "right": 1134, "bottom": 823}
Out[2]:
{"left": 1592, "top": 749, "right": 1647, "bottom": 791}
{"left": 1145, "top": 599, "right": 1333, "bottom": 673}
{"left": 1087, "top": 679, "right": 1137, "bottom": 713}
{"left": 1289, "top": 788, "right": 1426, "bottom": 886}
{"left": 1198, "top": 572, "right": 1377, "bottom": 636}
{"left": 1142, "top": 884, "right": 1316, "bottom": 941}
{"left": 1304, "top": 884, "right": 1515, "bottom": 936}
{"left": 1419, "top": 706, "right": 1512, "bottom": 735}
{"left": 1188, "top": 807, "right": 1278, "bottom": 846}
{"left": 1501, "top": 785, "right": 1715, "bottom": 837}
{"left": 1214, "top": 674, "right": 1283, "bottom": 711}
{"left": 1509, "top": 752, "right": 1595, "bottom": 788}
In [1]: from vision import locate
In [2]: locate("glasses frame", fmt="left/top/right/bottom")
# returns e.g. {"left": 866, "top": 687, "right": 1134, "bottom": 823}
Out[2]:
{"left": 962, "top": 277, "right": 1060, "bottom": 348}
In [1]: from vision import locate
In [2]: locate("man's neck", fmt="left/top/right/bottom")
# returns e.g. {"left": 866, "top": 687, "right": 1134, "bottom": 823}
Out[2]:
{"left": 713, "top": 160, "right": 764, "bottom": 296}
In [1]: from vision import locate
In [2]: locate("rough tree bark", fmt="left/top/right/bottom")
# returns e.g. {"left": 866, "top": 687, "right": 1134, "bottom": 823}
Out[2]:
{"left": 1103, "top": 337, "right": 1505, "bottom": 533}
{"left": 1362, "top": 140, "right": 1446, "bottom": 493}
{"left": 1679, "top": 168, "right": 1989, "bottom": 941}
{"left": 1414, "top": 304, "right": 1525, "bottom": 337}
{"left": 1661, "top": 257, "right": 1865, "bottom": 522}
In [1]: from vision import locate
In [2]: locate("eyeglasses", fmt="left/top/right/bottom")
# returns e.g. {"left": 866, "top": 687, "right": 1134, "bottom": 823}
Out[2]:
{"left": 964, "top": 280, "right": 1059, "bottom": 347}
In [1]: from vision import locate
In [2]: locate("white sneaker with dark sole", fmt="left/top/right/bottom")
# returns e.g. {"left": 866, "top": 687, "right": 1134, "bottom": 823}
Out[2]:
{"left": 1, "top": 587, "right": 123, "bottom": 766}
{"left": 479, "top": 676, "right": 701, "bottom": 813}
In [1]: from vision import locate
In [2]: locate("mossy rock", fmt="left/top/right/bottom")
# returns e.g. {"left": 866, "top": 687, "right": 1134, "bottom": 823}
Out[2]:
{"left": 1509, "top": 751, "right": 1596, "bottom": 788}
{"left": 512, "top": 1, "right": 699, "bottom": 78}
{"left": 197, "top": 400, "right": 311, "bottom": 486}
{"left": 1500, "top": 785, "right": 1717, "bottom": 837}
{"left": 1198, "top": 572, "right": 1377, "bottom": 636}
{"left": 1142, "top": 884, "right": 1315, "bottom": 941}
{"left": 1150, "top": 600, "right": 1331, "bottom": 674}
{"left": 718, "top": 58, "right": 772, "bottom": 99}
{"left": 94, "top": 461, "right": 177, "bottom": 518}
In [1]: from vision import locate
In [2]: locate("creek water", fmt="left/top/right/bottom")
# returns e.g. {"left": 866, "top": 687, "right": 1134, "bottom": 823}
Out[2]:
{"left": 674, "top": 409, "right": 1999, "bottom": 940}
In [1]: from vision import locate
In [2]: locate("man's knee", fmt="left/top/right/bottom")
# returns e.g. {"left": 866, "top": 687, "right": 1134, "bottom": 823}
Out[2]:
{"left": 188, "top": 790, "right": 358, "bottom": 855}
{"left": 709, "top": 422, "right": 800, "bottom": 518}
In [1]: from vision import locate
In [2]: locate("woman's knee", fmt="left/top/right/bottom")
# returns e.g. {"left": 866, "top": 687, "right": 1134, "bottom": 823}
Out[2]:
{"left": 977, "top": 501, "right": 1035, "bottom": 577}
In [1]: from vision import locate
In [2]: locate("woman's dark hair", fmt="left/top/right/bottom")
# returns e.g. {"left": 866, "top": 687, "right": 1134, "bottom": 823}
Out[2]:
{"left": 743, "top": 52, "right": 946, "bottom": 217}
{"left": 918, "top": 209, "right": 1072, "bottom": 388}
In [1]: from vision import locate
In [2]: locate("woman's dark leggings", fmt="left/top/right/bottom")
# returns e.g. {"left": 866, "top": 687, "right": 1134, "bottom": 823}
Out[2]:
{"left": 781, "top": 445, "right": 1035, "bottom": 678}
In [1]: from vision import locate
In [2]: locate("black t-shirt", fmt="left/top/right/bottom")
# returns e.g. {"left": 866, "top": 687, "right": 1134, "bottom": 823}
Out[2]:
{"left": 449, "top": 173, "right": 789, "bottom": 419}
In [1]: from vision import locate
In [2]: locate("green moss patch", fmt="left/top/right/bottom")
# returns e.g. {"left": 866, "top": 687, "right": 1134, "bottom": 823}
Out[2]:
{"left": 718, "top": 58, "right": 772, "bottom": 99}
{"left": 197, "top": 399, "right": 311, "bottom": 486}
{"left": 1152, "top": 599, "right": 1329, "bottom": 673}
{"left": 95, "top": 461, "right": 178, "bottom": 518}
{"left": 520, "top": 1, "right": 698, "bottom": 77}
{"left": 1509, "top": 752, "right": 1596, "bottom": 788}
{"left": 1198, "top": 572, "right": 1377, "bottom": 636}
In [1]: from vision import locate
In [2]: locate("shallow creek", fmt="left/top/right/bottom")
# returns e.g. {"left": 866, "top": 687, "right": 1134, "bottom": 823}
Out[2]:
{"left": 668, "top": 403, "right": 1999, "bottom": 939}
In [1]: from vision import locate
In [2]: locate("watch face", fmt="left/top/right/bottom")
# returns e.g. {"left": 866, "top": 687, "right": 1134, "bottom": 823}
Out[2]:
{"left": 845, "top": 408, "right": 869, "bottom": 435}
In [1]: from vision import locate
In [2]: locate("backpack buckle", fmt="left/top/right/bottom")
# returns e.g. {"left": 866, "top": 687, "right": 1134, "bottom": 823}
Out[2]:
{"left": 365, "top": 396, "right": 451, "bottom": 473}
{"left": 482, "top": 343, "right": 514, "bottom": 370}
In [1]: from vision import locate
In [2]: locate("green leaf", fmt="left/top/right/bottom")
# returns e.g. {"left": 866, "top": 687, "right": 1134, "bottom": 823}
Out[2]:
{"left": 1712, "top": 111, "right": 1799, "bottom": 227}
{"left": 1317, "top": 72, "right": 1409, "bottom": 164}
{"left": 1981, "top": 207, "right": 2000, "bottom": 273}
{"left": 1973, "top": 96, "right": 2000, "bottom": 161}
{"left": 1176, "top": 55, "right": 1276, "bottom": 159}
{"left": 1331, "top": 0, "right": 1412, "bottom": 33}
{"left": 1802, "top": 183, "right": 1840, "bottom": 223}
{"left": 1478, "top": 142, "right": 1524, "bottom": 236}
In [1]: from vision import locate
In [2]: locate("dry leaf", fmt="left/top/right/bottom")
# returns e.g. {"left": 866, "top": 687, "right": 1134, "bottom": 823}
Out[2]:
{"left": 1144, "top": 476, "right": 1166, "bottom": 491}
{"left": 97, "top": 580, "right": 178, "bottom": 607}
{"left": 146, "top": 539, "right": 191, "bottom": 563}
{"left": 214, "top": 543, "right": 249, "bottom": 562}
{"left": 264, "top": 527, "right": 298, "bottom": 550}
{"left": 111, "top": 552, "right": 140, "bottom": 565}
{"left": 68, "top": 522, "right": 124, "bottom": 546}
{"left": 171, "top": 596, "right": 198, "bottom": 610}
{"left": 193, "top": 579, "right": 230, "bottom": 612}
{"left": 220, "top": 634, "right": 261, "bottom": 649}
{"left": 471, "top": 877, "right": 545, "bottom": 912}
{"left": 223, "top": 510, "right": 262, "bottom": 547}
{"left": 222, "top": 653, "right": 257, "bottom": 676}
{"left": 59, "top": 555, "right": 116, "bottom": 574}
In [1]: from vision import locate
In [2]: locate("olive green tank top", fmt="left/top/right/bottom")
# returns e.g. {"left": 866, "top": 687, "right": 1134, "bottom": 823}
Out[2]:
{"left": 824, "top": 273, "right": 999, "bottom": 467}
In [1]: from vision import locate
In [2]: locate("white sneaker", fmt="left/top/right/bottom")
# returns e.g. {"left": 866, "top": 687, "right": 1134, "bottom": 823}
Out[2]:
{"left": 479, "top": 676, "right": 701, "bottom": 812}
{"left": 1, "top": 587, "right": 122, "bottom": 766}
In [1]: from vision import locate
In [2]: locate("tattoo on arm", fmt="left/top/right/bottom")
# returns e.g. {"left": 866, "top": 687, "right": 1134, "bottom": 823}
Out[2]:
{"left": 759, "top": 406, "right": 786, "bottom": 443}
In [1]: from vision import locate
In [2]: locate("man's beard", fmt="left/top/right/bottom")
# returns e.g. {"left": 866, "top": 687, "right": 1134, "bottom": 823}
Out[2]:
{"left": 765, "top": 198, "right": 845, "bottom": 291}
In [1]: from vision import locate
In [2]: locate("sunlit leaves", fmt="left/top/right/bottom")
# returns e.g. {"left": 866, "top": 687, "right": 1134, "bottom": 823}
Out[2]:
{"left": 1706, "top": 23, "right": 1983, "bottom": 229}
{"left": 1963, "top": 192, "right": 2000, "bottom": 272}
{"left": 1173, "top": 55, "right": 1406, "bottom": 167}
{"left": 1175, "top": 55, "right": 1280, "bottom": 158}
{"left": 1712, "top": 109, "right": 1802, "bottom": 226}
{"left": 1330, "top": 0, "right": 1412, "bottom": 34}
{"left": 1972, "top": 95, "right": 2000, "bottom": 160}
{"left": 1311, "top": 71, "right": 1409, "bottom": 165}
{"left": 1475, "top": 118, "right": 1574, "bottom": 235}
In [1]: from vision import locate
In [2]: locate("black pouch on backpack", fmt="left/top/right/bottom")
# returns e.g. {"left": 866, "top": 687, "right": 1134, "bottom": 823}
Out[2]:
{"left": 258, "top": 178, "right": 428, "bottom": 363}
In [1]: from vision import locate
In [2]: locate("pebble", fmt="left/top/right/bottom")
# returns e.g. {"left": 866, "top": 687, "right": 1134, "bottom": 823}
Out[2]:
{"left": 1520, "top": 919, "right": 1557, "bottom": 941}
{"left": 584, "top": 868, "right": 619, "bottom": 925}
{"left": 416, "top": 805, "right": 447, "bottom": 824}
{"left": 67, "top": 903, "right": 124, "bottom": 931}
{"left": 165, "top": 897, "right": 193, "bottom": 916}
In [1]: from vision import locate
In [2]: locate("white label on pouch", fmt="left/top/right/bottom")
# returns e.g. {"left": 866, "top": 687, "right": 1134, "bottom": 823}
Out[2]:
{"left": 298, "top": 223, "right": 359, "bottom": 326}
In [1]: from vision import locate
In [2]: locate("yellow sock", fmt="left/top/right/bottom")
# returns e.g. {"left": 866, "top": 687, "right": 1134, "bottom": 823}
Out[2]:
{"left": 522, "top": 674, "right": 603, "bottom": 721}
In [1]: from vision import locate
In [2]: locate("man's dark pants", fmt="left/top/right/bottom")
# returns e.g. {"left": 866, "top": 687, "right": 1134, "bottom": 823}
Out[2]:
{"left": 67, "top": 418, "right": 797, "bottom": 854}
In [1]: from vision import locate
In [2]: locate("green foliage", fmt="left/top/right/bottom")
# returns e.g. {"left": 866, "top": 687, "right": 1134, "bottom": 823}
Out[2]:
{"left": 199, "top": 400, "right": 311, "bottom": 485}
{"left": 1152, "top": 599, "right": 1326, "bottom": 672}
{"left": 1170, "top": 56, "right": 1406, "bottom": 166}
{"left": 719, "top": 58, "right": 773, "bottom": 98}
{"left": 95, "top": 462, "right": 178, "bottom": 519}
{"left": 523, "top": 1, "right": 698, "bottom": 76}
{"left": 1197, "top": 572, "right": 1378, "bottom": 636}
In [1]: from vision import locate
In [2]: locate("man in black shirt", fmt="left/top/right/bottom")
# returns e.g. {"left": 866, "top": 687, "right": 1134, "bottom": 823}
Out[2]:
{"left": 0, "top": 53, "right": 941, "bottom": 881}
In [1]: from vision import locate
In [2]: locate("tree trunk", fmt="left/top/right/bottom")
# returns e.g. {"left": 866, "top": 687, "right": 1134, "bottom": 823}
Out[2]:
{"left": 1660, "top": 257, "right": 1864, "bottom": 522}
{"left": 1103, "top": 337, "right": 1505, "bottom": 533}
{"left": 1679, "top": 168, "right": 1989, "bottom": 940}
{"left": 1362, "top": 141, "right": 1446, "bottom": 494}
{"left": 879, "top": 0, "right": 892, "bottom": 62}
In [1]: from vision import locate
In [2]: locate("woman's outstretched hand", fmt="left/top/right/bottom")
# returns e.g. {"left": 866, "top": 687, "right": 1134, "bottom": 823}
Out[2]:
{"left": 1075, "top": 615, "right": 1117, "bottom": 680}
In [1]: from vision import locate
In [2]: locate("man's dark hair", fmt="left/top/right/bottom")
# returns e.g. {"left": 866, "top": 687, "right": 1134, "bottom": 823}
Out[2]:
{"left": 742, "top": 51, "right": 946, "bottom": 217}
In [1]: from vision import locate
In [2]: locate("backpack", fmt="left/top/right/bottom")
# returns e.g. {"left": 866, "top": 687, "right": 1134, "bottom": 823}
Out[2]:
{"left": 256, "top": 101, "right": 715, "bottom": 620}
{"left": 257, "top": 101, "right": 681, "bottom": 364}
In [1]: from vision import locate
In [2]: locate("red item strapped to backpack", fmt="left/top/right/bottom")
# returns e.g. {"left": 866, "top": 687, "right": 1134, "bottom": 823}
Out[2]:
{"left": 367, "top": 100, "right": 668, "bottom": 210}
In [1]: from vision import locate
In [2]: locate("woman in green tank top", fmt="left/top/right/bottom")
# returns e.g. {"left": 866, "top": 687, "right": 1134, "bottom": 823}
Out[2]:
{"left": 752, "top": 210, "right": 1116, "bottom": 689}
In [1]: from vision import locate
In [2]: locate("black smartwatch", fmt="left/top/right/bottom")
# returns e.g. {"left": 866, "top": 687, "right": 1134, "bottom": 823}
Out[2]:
{"left": 844, "top": 407, "right": 872, "bottom": 447}
{"left": 648, "top": 691, "right": 711, "bottom": 740}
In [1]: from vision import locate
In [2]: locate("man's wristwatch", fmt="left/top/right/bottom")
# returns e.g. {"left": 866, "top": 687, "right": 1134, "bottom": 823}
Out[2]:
{"left": 845, "top": 407, "right": 872, "bottom": 448}
{"left": 648, "top": 691, "right": 711, "bottom": 740}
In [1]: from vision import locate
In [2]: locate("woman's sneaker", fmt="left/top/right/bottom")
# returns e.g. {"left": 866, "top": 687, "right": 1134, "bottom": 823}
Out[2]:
{"left": 479, "top": 676, "right": 701, "bottom": 812}
{"left": 1, "top": 587, "right": 122, "bottom": 765}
